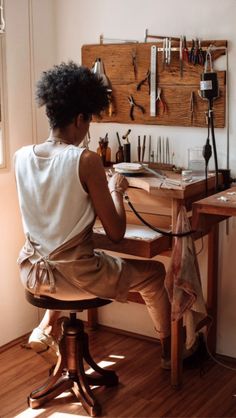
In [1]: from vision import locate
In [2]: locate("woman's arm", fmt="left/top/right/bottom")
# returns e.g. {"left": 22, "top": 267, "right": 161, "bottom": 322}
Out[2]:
{"left": 79, "top": 149, "right": 129, "bottom": 242}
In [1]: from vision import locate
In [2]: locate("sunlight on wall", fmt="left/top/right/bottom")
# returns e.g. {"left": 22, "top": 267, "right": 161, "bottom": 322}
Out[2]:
{"left": 0, "top": 129, "right": 3, "bottom": 165}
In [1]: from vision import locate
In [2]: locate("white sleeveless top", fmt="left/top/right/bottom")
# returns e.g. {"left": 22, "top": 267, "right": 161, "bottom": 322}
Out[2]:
{"left": 14, "top": 145, "right": 95, "bottom": 261}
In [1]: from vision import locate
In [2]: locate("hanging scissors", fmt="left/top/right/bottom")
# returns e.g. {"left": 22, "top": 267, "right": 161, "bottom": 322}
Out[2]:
{"left": 156, "top": 88, "right": 167, "bottom": 115}
{"left": 128, "top": 95, "right": 145, "bottom": 120}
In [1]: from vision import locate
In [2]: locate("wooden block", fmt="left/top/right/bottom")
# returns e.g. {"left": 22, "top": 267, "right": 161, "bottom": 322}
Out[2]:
{"left": 82, "top": 41, "right": 227, "bottom": 128}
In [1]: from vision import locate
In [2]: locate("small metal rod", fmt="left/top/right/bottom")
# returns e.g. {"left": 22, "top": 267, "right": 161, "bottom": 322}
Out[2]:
{"left": 100, "top": 34, "right": 139, "bottom": 44}
{"left": 141, "top": 135, "right": 146, "bottom": 162}
{"left": 116, "top": 132, "right": 122, "bottom": 147}
{"left": 190, "top": 91, "right": 194, "bottom": 124}
{"left": 145, "top": 29, "right": 179, "bottom": 42}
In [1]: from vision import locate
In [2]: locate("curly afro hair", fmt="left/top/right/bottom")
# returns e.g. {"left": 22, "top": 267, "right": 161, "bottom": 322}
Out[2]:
{"left": 35, "top": 61, "right": 109, "bottom": 128}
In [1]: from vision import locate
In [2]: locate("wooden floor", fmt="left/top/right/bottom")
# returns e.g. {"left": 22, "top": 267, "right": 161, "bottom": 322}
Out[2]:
{"left": 1, "top": 327, "right": 236, "bottom": 418}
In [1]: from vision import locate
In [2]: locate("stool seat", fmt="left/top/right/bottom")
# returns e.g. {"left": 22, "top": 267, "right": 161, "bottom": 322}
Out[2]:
{"left": 25, "top": 290, "right": 113, "bottom": 311}
{"left": 25, "top": 290, "right": 118, "bottom": 417}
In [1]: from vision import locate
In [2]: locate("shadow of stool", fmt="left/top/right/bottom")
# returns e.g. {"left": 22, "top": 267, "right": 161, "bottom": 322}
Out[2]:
{"left": 25, "top": 290, "right": 119, "bottom": 417}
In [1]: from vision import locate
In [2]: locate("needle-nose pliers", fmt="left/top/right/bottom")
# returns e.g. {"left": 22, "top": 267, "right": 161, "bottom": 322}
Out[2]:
{"left": 128, "top": 95, "right": 145, "bottom": 120}
{"left": 156, "top": 88, "right": 167, "bottom": 115}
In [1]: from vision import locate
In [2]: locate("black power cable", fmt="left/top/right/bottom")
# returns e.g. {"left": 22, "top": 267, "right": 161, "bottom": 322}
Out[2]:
{"left": 200, "top": 49, "right": 220, "bottom": 194}
{"left": 209, "top": 100, "right": 219, "bottom": 191}
{"left": 124, "top": 194, "right": 196, "bottom": 238}
{"left": 202, "top": 107, "right": 212, "bottom": 196}
{"left": 202, "top": 100, "right": 220, "bottom": 195}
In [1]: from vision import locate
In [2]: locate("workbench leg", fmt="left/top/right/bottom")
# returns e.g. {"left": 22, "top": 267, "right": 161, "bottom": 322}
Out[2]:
{"left": 207, "top": 224, "right": 219, "bottom": 353}
{"left": 171, "top": 318, "right": 183, "bottom": 388}
{"left": 171, "top": 199, "right": 184, "bottom": 388}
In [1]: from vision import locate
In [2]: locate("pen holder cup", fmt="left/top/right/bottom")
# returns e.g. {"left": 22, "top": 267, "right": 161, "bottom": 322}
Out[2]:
{"left": 123, "top": 143, "right": 131, "bottom": 163}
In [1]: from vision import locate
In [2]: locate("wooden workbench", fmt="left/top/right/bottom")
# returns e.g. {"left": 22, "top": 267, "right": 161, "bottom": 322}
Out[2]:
{"left": 193, "top": 185, "right": 236, "bottom": 226}
{"left": 93, "top": 171, "right": 219, "bottom": 388}
{"left": 192, "top": 185, "right": 236, "bottom": 354}
{"left": 94, "top": 171, "right": 218, "bottom": 252}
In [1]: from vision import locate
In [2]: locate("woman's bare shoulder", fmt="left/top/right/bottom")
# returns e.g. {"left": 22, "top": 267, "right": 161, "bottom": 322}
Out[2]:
{"left": 80, "top": 149, "right": 103, "bottom": 170}
{"left": 80, "top": 148, "right": 106, "bottom": 183}
{"left": 81, "top": 148, "right": 100, "bottom": 162}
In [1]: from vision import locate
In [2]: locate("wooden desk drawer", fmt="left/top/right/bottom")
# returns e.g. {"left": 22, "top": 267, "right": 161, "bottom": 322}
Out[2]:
{"left": 93, "top": 223, "right": 171, "bottom": 258}
{"left": 126, "top": 188, "right": 172, "bottom": 216}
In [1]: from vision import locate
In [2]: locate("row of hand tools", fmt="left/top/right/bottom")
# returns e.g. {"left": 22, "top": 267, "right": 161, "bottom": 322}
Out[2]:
{"left": 144, "top": 30, "right": 206, "bottom": 77}
{"left": 137, "top": 135, "right": 172, "bottom": 164}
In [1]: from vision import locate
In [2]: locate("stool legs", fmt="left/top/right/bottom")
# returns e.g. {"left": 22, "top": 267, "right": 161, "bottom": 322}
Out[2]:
{"left": 28, "top": 315, "right": 118, "bottom": 417}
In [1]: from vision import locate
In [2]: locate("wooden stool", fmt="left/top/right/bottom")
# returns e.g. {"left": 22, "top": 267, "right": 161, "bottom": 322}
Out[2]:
{"left": 25, "top": 290, "right": 119, "bottom": 417}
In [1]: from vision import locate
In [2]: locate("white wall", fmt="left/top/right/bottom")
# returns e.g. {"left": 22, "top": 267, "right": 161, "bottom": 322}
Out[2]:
{"left": 54, "top": 0, "right": 236, "bottom": 357}
{"left": 55, "top": 0, "right": 236, "bottom": 173}
{"left": 1, "top": 0, "right": 236, "bottom": 358}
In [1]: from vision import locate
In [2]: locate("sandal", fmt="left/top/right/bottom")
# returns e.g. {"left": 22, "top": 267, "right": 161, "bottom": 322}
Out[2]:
{"left": 26, "top": 327, "right": 59, "bottom": 365}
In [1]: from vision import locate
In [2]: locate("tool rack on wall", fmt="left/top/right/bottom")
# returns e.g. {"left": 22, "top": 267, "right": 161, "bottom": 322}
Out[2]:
{"left": 82, "top": 40, "right": 227, "bottom": 128}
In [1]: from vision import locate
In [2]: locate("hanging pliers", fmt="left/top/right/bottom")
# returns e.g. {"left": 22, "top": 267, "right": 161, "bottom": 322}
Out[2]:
{"left": 128, "top": 95, "right": 145, "bottom": 120}
{"left": 189, "top": 39, "right": 196, "bottom": 64}
{"left": 196, "top": 39, "right": 205, "bottom": 65}
{"left": 137, "top": 69, "right": 150, "bottom": 93}
{"left": 156, "top": 88, "right": 167, "bottom": 115}
{"left": 190, "top": 38, "right": 205, "bottom": 65}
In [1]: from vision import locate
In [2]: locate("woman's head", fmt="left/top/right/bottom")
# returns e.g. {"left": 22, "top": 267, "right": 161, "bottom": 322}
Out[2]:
{"left": 36, "top": 61, "right": 109, "bottom": 129}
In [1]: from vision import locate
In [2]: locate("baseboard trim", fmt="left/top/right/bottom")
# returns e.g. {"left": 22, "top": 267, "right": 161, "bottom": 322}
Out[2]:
{"left": 2, "top": 324, "right": 236, "bottom": 364}
{"left": 215, "top": 353, "right": 236, "bottom": 365}
{"left": 91, "top": 323, "right": 160, "bottom": 345}
{"left": 0, "top": 333, "right": 30, "bottom": 353}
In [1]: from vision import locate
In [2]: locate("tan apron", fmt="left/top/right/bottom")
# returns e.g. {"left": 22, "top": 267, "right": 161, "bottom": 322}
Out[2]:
{"left": 18, "top": 222, "right": 131, "bottom": 302}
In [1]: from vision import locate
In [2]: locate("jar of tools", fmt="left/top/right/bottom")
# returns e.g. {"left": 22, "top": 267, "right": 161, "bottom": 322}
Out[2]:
{"left": 97, "top": 134, "right": 111, "bottom": 167}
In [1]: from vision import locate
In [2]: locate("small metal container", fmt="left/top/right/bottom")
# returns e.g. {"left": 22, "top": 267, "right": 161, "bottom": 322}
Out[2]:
{"left": 182, "top": 169, "right": 193, "bottom": 182}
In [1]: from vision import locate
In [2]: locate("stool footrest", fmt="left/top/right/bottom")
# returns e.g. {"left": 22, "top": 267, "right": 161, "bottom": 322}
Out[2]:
{"left": 28, "top": 316, "right": 119, "bottom": 417}
{"left": 28, "top": 376, "right": 73, "bottom": 408}
{"left": 86, "top": 371, "right": 119, "bottom": 387}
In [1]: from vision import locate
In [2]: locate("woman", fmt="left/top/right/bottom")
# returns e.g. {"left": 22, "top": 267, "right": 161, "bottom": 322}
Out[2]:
{"left": 14, "top": 62, "right": 172, "bottom": 368}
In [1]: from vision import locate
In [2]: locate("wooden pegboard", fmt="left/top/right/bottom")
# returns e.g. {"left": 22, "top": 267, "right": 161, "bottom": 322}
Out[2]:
{"left": 81, "top": 40, "right": 227, "bottom": 128}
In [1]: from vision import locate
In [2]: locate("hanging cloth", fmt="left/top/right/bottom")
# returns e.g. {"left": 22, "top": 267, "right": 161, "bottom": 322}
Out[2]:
{"left": 165, "top": 206, "right": 207, "bottom": 349}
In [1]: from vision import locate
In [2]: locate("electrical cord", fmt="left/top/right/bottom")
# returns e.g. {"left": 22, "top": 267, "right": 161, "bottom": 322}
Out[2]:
{"left": 203, "top": 109, "right": 212, "bottom": 196}
{"left": 209, "top": 102, "right": 219, "bottom": 191}
{"left": 125, "top": 195, "right": 236, "bottom": 371}
{"left": 203, "top": 315, "right": 236, "bottom": 372}
{"left": 124, "top": 177, "right": 236, "bottom": 371}
{"left": 202, "top": 99, "right": 219, "bottom": 194}
{"left": 124, "top": 194, "right": 196, "bottom": 237}
{"left": 195, "top": 232, "right": 204, "bottom": 256}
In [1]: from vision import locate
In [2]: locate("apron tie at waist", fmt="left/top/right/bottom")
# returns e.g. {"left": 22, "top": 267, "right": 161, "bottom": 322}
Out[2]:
{"left": 18, "top": 221, "right": 96, "bottom": 295}
{"left": 27, "top": 256, "right": 56, "bottom": 294}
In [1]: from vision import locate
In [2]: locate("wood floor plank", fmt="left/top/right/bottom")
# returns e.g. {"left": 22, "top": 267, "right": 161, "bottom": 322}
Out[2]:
{"left": 0, "top": 327, "right": 236, "bottom": 417}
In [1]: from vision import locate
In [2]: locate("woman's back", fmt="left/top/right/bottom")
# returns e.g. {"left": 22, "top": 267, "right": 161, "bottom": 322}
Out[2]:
{"left": 14, "top": 144, "right": 95, "bottom": 260}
